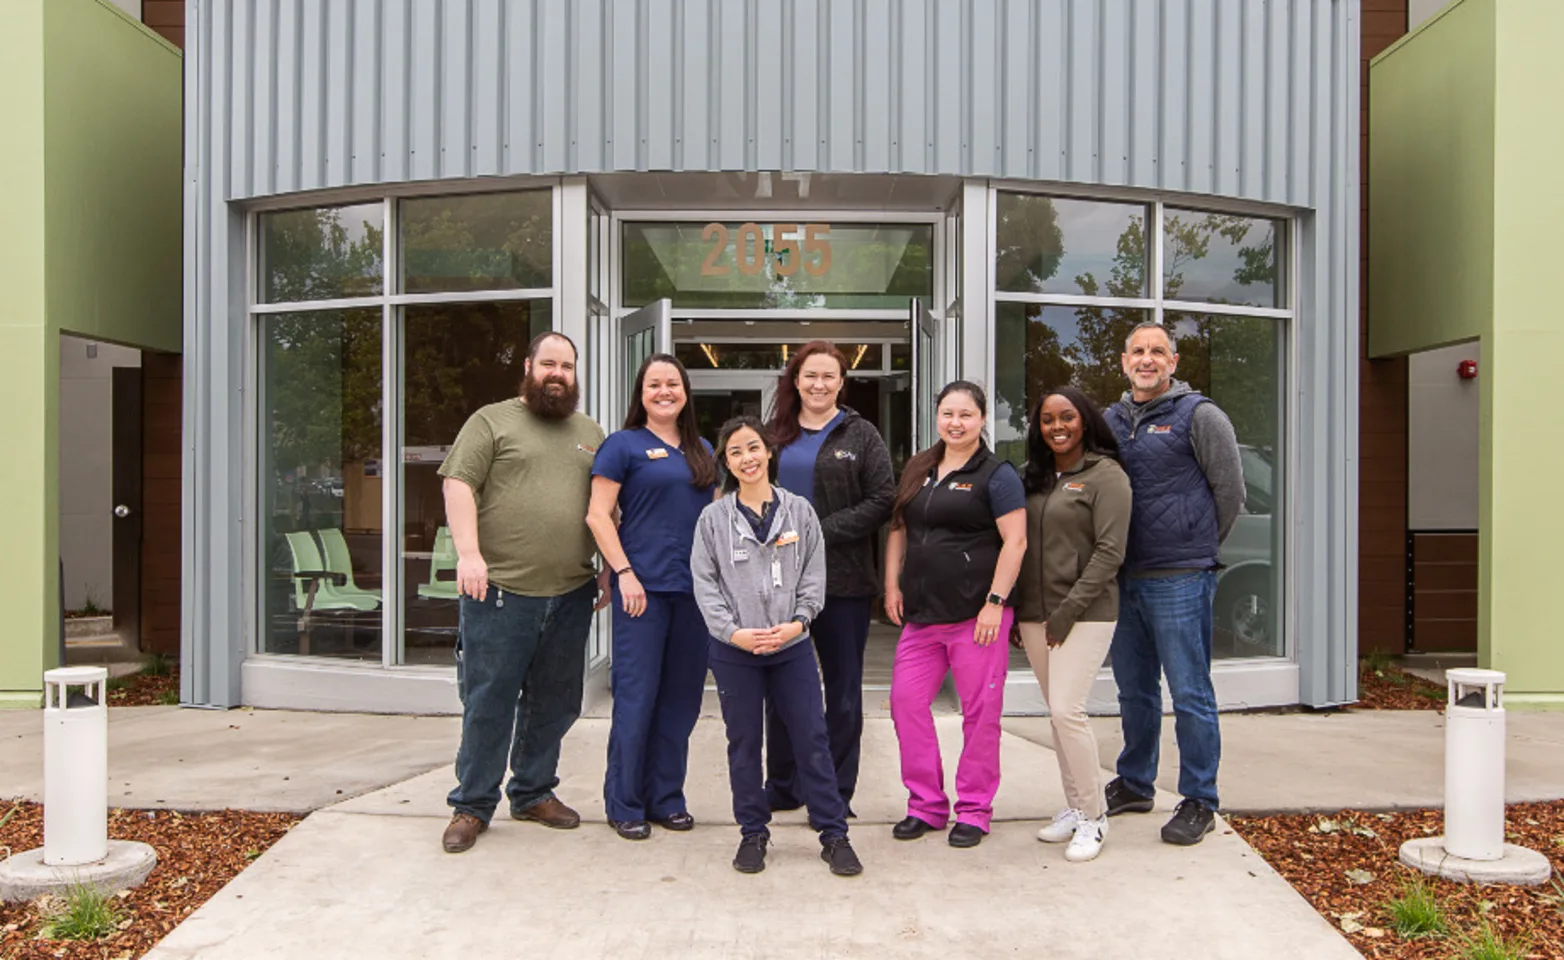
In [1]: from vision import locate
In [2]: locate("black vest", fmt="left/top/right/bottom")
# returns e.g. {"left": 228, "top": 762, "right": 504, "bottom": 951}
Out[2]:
{"left": 900, "top": 445, "right": 1008, "bottom": 625}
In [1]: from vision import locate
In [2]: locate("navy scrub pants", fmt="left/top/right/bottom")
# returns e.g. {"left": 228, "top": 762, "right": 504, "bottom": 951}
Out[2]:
{"left": 604, "top": 588, "right": 709, "bottom": 823}
{"left": 713, "top": 639, "right": 848, "bottom": 842}
{"left": 764, "top": 595, "right": 872, "bottom": 812}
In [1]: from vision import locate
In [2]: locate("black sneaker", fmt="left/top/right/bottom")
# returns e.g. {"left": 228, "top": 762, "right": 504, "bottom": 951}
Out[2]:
{"left": 820, "top": 837, "right": 863, "bottom": 877}
{"left": 733, "top": 834, "right": 768, "bottom": 873}
{"left": 1160, "top": 799, "right": 1216, "bottom": 846}
{"left": 892, "top": 816, "right": 936, "bottom": 841}
{"left": 1104, "top": 777, "right": 1156, "bottom": 817}
{"left": 947, "top": 823, "right": 985, "bottom": 848}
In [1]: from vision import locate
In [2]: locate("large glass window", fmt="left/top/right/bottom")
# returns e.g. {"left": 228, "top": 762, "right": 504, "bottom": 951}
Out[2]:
{"left": 255, "top": 188, "right": 555, "bottom": 667}
{"left": 994, "top": 193, "right": 1288, "bottom": 661}
{"left": 622, "top": 221, "right": 933, "bottom": 309}
{"left": 399, "top": 300, "right": 552, "bottom": 665}
{"left": 259, "top": 309, "right": 384, "bottom": 661}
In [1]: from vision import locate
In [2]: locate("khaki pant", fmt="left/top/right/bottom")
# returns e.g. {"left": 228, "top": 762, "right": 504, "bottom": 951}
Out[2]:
{"left": 1018, "top": 620, "right": 1116, "bottom": 820}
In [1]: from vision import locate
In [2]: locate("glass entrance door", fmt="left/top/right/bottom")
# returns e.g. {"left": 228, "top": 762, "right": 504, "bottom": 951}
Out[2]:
{"left": 909, "top": 298, "right": 941, "bottom": 451}
{"left": 619, "top": 298, "right": 672, "bottom": 403}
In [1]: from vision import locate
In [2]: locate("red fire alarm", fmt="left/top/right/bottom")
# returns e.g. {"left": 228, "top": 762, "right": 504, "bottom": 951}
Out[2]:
{"left": 1457, "top": 359, "right": 1479, "bottom": 380}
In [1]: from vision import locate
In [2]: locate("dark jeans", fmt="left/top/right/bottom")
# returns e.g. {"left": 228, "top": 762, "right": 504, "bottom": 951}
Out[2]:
{"left": 713, "top": 641, "right": 848, "bottom": 842}
{"left": 447, "top": 581, "right": 595, "bottom": 824}
{"left": 603, "top": 589, "right": 708, "bottom": 822}
{"left": 1110, "top": 571, "right": 1221, "bottom": 809}
{"left": 764, "top": 595, "right": 871, "bottom": 812}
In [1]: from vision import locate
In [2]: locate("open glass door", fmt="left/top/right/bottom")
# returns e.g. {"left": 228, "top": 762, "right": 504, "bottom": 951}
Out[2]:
{"left": 909, "top": 298, "right": 940, "bottom": 451}
{"left": 620, "top": 299, "right": 672, "bottom": 404}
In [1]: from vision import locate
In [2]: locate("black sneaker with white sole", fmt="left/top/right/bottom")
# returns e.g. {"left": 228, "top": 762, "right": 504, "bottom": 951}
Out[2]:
{"left": 1160, "top": 799, "right": 1216, "bottom": 846}
{"left": 1103, "top": 777, "right": 1156, "bottom": 817}
{"left": 733, "top": 834, "right": 768, "bottom": 873}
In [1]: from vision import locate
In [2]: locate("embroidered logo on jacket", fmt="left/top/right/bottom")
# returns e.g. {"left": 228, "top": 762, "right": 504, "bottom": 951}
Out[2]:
{"left": 1063, "top": 481, "right": 1085, "bottom": 492}
{"left": 1146, "top": 425, "right": 1173, "bottom": 435}
{"left": 833, "top": 449, "right": 856, "bottom": 460}
{"left": 949, "top": 482, "right": 973, "bottom": 491}
{"left": 776, "top": 531, "right": 800, "bottom": 546}
{"left": 576, "top": 443, "right": 597, "bottom": 455}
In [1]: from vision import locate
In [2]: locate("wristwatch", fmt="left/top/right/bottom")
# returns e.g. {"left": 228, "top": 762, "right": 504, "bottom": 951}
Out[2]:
{"left": 792, "top": 616, "right": 810, "bottom": 632}
{"left": 986, "top": 592, "right": 1006, "bottom": 606}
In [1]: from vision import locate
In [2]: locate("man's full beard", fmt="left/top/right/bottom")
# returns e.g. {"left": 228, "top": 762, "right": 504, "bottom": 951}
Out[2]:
{"left": 520, "top": 372, "right": 580, "bottom": 420}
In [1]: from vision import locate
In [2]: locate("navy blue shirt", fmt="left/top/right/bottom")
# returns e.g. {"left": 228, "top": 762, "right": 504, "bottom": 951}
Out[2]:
{"left": 592, "top": 427, "right": 717, "bottom": 593}
{"left": 984, "top": 464, "right": 1027, "bottom": 517}
{"left": 776, "top": 410, "right": 845, "bottom": 507}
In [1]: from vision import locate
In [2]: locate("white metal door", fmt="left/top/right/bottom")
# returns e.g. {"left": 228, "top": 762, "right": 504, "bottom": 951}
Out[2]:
{"left": 620, "top": 299, "right": 672, "bottom": 407}
{"left": 909, "top": 298, "right": 940, "bottom": 451}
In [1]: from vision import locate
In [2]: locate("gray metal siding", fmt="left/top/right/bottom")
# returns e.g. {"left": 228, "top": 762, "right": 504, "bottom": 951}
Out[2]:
{"left": 185, "top": 0, "right": 1360, "bottom": 707}
{"left": 206, "top": 0, "right": 1340, "bottom": 207}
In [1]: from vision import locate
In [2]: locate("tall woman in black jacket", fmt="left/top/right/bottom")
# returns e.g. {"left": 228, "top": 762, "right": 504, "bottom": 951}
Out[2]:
{"left": 762, "top": 340, "right": 895, "bottom": 815}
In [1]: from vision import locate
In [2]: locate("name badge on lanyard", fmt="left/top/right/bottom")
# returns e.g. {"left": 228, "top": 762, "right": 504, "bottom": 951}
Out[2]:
{"left": 732, "top": 548, "right": 749, "bottom": 562}
{"left": 771, "top": 559, "right": 783, "bottom": 587}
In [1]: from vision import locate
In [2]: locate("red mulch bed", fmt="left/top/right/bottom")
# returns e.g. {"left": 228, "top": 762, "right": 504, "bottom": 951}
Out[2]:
{"left": 1230, "top": 802, "right": 1564, "bottom": 958}
{"left": 1354, "top": 662, "right": 1448, "bottom": 711}
{"left": 1, "top": 800, "right": 300, "bottom": 959}
{"left": 105, "top": 665, "right": 180, "bottom": 708}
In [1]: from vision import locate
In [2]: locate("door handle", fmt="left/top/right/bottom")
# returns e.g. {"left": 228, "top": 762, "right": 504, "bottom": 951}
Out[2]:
{"left": 114, "top": 505, "right": 132, "bottom": 518}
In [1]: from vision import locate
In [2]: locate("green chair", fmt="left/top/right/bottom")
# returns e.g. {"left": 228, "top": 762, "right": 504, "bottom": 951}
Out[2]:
{"left": 417, "top": 526, "right": 461, "bottom": 600}
{"left": 285, "top": 531, "right": 380, "bottom": 612}
{"left": 315, "top": 528, "right": 384, "bottom": 608}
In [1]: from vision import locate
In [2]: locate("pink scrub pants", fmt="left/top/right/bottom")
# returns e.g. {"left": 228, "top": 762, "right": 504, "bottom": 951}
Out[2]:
{"left": 889, "top": 609, "right": 1014, "bottom": 832}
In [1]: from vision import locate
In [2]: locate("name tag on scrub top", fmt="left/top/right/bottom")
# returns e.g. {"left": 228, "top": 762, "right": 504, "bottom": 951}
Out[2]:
{"left": 647, "top": 448, "right": 670, "bottom": 459}
{"left": 776, "top": 531, "right": 800, "bottom": 547}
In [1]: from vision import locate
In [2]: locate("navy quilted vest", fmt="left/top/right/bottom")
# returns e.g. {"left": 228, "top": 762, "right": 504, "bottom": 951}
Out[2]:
{"left": 1106, "top": 393, "right": 1220, "bottom": 572}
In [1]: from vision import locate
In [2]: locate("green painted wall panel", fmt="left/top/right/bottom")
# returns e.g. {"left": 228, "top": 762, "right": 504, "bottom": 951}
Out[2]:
{"left": 0, "top": 0, "right": 50, "bottom": 705}
{"left": 1484, "top": 1, "right": 1564, "bottom": 704}
{"left": 1367, "top": 0, "right": 1495, "bottom": 358}
{"left": 43, "top": 0, "right": 182, "bottom": 352}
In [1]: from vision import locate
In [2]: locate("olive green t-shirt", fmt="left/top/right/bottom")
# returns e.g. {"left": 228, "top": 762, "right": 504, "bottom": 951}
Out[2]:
{"left": 437, "top": 399, "right": 606, "bottom": 597}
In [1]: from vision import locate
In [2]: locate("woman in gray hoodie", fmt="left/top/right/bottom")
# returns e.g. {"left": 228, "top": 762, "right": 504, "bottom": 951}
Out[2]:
{"left": 690, "top": 416, "right": 863, "bottom": 878}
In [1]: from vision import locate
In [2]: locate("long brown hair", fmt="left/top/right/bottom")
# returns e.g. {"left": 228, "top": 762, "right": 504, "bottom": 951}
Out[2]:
{"left": 623, "top": 353, "right": 718, "bottom": 489}
{"left": 765, "top": 340, "right": 850, "bottom": 447}
{"left": 889, "top": 381, "right": 988, "bottom": 530}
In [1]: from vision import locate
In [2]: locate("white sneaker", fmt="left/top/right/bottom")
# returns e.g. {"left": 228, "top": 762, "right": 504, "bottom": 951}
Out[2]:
{"left": 1036, "top": 808, "right": 1084, "bottom": 843}
{"left": 1065, "top": 816, "right": 1108, "bottom": 862}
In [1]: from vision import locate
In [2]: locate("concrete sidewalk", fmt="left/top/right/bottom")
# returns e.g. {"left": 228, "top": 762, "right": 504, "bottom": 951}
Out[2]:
{"left": 141, "top": 718, "right": 1357, "bottom": 960}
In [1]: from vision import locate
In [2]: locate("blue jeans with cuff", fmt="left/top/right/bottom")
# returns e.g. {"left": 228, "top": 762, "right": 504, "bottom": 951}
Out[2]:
{"left": 1109, "top": 570, "right": 1221, "bottom": 810}
{"left": 448, "top": 580, "right": 595, "bottom": 824}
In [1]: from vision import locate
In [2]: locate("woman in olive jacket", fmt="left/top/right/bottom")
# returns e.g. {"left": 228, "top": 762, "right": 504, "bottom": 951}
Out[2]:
{"left": 1012, "top": 385, "right": 1132, "bottom": 863}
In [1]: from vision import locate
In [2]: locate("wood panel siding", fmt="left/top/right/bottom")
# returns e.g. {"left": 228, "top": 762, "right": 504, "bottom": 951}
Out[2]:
{"left": 1358, "top": 0, "right": 1411, "bottom": 656}
{"left": 1410, "top": 532, "right": 1479, "bottom": 652}
{"left": 141, "top": 0, "right": 182, "bottom": 49}
{"left": 139, "top": 351, "right": 182, "bottom": 655}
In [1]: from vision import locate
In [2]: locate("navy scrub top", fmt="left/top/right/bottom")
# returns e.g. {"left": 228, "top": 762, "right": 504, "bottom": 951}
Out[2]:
{"left": 592, "top": 427, "right": 717, "bottom": 594}
{"left": 775, "top": 410, "right": 845, "bottom": 508}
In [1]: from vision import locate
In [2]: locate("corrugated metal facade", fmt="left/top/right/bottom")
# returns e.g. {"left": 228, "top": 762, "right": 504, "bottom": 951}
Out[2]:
{"left": 184, "top": 0, "right": 1360, "bottom": 707}
{"left": 210, "top": 0, "right": 1335, "bottom": 207}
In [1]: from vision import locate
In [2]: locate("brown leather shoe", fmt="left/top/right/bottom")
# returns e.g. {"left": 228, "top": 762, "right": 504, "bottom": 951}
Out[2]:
{"left": 512, "top": 796, "right": 581, "bottom": 830}
{"left": 442, "top": 813, "right": 487, "bottom": 853}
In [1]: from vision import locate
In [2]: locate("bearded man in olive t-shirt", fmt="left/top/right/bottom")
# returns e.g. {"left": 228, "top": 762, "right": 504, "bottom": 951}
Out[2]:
{"left": 438, "top": 331, "right": 609, "bottom": 854}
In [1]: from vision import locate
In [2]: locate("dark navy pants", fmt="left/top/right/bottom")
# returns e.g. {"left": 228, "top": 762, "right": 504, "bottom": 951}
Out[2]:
{"left": 712, "top": 640, "right": 848, "bottom": 842}
{"left": 764, "top": 595, "right": 871, "bottom": 812}
{"left": 448, "top": 581, "right": 594, "bottom": 824}
{"left": 603, "top": 589, "right": 708, "bottom": 823}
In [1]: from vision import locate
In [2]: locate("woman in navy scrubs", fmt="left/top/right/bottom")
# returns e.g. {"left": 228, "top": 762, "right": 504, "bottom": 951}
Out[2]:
{"left": 762, "top": 341, "right": 895, "bottom": 815}
{"left": 587, "top": 354, "right": 719, "bottom": 840}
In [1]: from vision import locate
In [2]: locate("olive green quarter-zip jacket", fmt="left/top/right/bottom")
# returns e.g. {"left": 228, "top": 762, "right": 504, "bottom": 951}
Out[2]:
{"left": 1014, "top": 454, "right": 1133, "bottom": 641}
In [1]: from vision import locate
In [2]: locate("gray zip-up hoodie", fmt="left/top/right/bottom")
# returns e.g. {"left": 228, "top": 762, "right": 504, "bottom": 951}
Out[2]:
{"left": 690, "top": 486, "right": 826, "bottom": 656}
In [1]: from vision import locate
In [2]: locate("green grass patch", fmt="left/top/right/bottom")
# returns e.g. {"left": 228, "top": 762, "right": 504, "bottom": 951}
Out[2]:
{"left": 1384, "top": 875, "right": 1447, "bottom": 939}
{"left": 156, "top": 689, "right": 181, "bottom": 706}
{"left": 140, "top": 652, "right": 173, "bottom": 677}
{"left": 104, "top": 676, "right": 132, "bottom": 692}
{"left": 1452, "top": 920, "right": 1527, "bottom": 960}
{"left": 37, "top": 883, "right": 125, "bottom": 940}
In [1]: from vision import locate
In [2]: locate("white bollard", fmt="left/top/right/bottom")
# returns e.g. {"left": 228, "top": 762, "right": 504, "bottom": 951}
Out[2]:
{"left": 42, "top": 667, "right": 109, "bottom": 867}
{"left": 1443, "top": 667, "right": 1506, "bottom": 862}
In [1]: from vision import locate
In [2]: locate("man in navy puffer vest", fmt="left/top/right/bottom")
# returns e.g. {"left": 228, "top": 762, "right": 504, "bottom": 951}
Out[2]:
{"left": 1100, "top": 322, "right": 1245, "bottom": 846}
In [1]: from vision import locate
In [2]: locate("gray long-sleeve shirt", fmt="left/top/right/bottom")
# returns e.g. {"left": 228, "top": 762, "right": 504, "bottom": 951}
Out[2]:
{"left": 690, "top": 487, "right": 826, "bottom": 656}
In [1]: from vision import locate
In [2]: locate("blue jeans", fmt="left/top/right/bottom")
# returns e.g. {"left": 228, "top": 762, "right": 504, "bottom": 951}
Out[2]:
{"left": 1109, "top": 571, "right": 1221, "bottom": 809}
{"left": 448, "top": 581, "right": 595, "bottom": 824}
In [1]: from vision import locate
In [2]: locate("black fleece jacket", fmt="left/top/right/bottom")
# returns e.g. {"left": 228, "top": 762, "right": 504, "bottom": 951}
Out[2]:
{"left": 796, "top": 407, "right": 895, "bottom": 598}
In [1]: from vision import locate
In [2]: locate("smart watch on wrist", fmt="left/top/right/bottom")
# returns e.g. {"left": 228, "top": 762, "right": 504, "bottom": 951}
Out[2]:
{"left": 986, "top": 592, "right": 1006, "bottom": 606}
